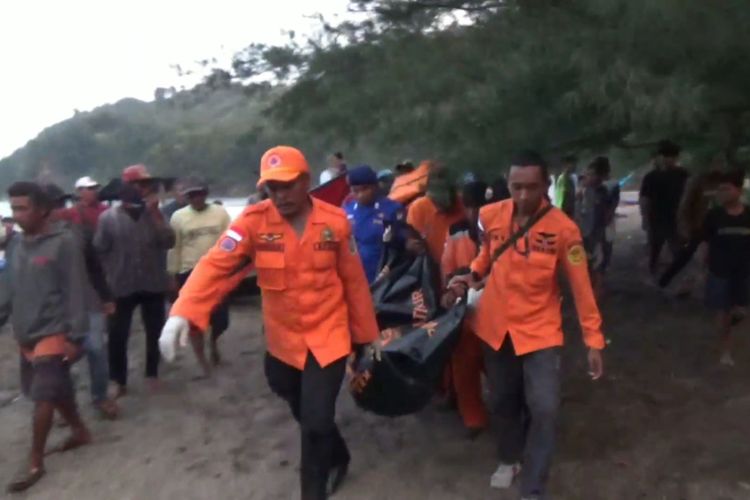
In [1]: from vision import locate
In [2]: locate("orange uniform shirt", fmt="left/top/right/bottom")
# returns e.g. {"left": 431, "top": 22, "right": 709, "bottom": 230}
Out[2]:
{"left": 171, "top": 198, "right": 379, "bottom": 370}
{"left": 441, "top": 220, "right": 479, "bottom": 283}
{"left": 407, "top": 196, "right": 466, "bottom": 264}
{"left": 470, "top": 199, "right": 605, "bottom": 355}
{"left": 441, "top": 220, "right": 482, "bottom": 330}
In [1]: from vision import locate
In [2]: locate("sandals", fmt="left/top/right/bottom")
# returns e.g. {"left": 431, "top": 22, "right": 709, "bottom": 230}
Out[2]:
{"left": 6, "top": 465, "right": 45, "bottom": 493}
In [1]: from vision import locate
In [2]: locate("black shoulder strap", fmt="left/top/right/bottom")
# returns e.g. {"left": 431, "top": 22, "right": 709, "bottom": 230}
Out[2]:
{"left": 489, "top": 204, "right": 553, "bottom": 265}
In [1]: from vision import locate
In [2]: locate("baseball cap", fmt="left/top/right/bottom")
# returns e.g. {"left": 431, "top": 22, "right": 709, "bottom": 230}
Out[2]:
{"left": 180, "top": 177, "right": 208, "bottom": 196}
{"left": 41, "top": 183, "right": 72, "bottom": 208}
{"left": 74, "top": 176, "right": 100, "bottom": 190}
{"left": 377, "top": 169, "right": 394, "bottom": 180}
{"left": 347, "top": 165, "right": 378, "bottom": 186}
{"left": 122, "top": 164, "right": 153, "bottom": 183}
{"left": 257, "top": 146, "right": 310, "bottom": 187}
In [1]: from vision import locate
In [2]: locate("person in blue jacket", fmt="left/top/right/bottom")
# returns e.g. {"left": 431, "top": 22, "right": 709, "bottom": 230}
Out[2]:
{"left": 344, "top": 165, "right": 405, "bottom": 283}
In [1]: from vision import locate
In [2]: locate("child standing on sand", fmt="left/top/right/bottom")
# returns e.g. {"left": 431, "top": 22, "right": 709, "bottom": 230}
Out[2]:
{"left": 701, "top": 170, "right": 750, "bottom": 366}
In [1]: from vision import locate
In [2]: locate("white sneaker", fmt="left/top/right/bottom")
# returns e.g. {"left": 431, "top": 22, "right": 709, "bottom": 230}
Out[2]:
{"left": 489, "top": 462, "right": 520, "bottom": 489}
{"left": 720, "top": 352, "right": 735, "bottom": 367}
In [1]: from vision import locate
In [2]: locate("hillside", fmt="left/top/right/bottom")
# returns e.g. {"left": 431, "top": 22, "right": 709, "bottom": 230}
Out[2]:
{"left": 0, "top": 81, "right": 330, "bottom": 196}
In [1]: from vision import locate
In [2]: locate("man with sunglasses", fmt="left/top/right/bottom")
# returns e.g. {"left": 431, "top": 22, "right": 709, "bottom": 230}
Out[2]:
{"left": 168, "top": 177, "right": 231, "bottom": 373}
{"left": 446, "top": 150, "right": 605, "bottom": 500}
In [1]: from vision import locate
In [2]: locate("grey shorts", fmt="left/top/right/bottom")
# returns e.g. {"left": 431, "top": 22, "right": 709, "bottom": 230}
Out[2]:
{"left": 20, "top": 355, "right": 75, "bottom": 402}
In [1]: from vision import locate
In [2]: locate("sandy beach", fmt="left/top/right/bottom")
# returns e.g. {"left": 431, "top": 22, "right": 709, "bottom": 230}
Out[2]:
{"left": 1, "top": 206, "right": 749, "bottom": 500}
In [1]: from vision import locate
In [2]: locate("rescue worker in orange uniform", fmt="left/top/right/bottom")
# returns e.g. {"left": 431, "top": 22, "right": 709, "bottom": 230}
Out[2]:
{"left": 446, "top": 150, "right": 605, "bottom": 500}
{"left": 405, "top": 171, "right": 465, "bottom": 262}
{"left": 159, "top": 146, "right": 380, "bottom": 500}
{"left": 440, "top": 180, "right": 490, "bottom": 436}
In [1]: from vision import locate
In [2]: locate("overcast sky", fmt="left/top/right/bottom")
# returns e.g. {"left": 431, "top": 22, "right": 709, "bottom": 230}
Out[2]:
{"left": 0, "top": 0, "right": 349, "bottom": 159}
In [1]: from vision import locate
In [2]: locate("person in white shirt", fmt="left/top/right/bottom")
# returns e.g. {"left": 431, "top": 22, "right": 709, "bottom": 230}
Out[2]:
{"left": 319, "top": 152, "right": 347, "bottom": 185}
{"left": 168, "top": 178, "right": 231, "bottom": 373}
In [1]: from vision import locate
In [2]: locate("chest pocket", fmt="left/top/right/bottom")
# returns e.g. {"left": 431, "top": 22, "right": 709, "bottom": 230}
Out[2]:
{"left": 486, "top": 228, "right": 508, "bottom": 257}
{"left": 254, "top": 251, "right": 286, "bottom": 291}
{"left": 312, "top": 242, "right": 339, "bottom": 289}
{"left": 353, "top": 215, "right": 384, "bottom": 245}
{"left": 528, "top": 250, "right": 557, "bottom": 271}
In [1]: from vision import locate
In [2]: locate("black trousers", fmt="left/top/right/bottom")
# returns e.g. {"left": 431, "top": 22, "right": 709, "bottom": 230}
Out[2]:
{"left": 648, "top": 225, "right": 682, "bottom": 274}
{"left": 108, "top": 292, "right": 166, "bottom": 386}
{"left": 659, "top": 237, "right": 700, "bottom": 288}
{"left": 264, "top": 352, "right": 349, "bottom": 500}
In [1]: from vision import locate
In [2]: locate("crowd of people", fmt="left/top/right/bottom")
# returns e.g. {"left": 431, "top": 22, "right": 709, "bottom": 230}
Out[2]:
{"left": 159, "top": 146, "right": 606, "bottom": 500}
{"left": 0, "top": 141, "right": 747, "bottom": 499}
{"left": 639, "top": 141, "right": 750, "bottom": 367}
{"left": 0, "top": 165, "right": 234, "bottom": 492}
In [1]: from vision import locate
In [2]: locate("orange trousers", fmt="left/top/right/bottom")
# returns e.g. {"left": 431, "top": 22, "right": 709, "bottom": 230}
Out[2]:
{"left": 445, "top": 320, "right": 489, "bottom": 430}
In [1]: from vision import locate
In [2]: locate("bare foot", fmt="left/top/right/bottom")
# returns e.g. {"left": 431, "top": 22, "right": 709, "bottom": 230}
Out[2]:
{"left": 145, "top": 378, "right": 162, "bottom": 394}
{"left": 95, "top": 399, "right": 120, "bottom": 420}
{"left": 46, "top": 428, "right": 91, "bottom": 455}
{"left": 191, "top": 363, "right": 212, "bottom": 381}
{"left": 6, "top": 464, "right": 45, "bottom": 493}
{"left": 720, "top": 351, "right": 735, "bottom": 367}
{"left": 113, "top": 385, "right": 127, "bottom": 400}
{"left": 210, "top": 342, "right": 221, "bottom": 367}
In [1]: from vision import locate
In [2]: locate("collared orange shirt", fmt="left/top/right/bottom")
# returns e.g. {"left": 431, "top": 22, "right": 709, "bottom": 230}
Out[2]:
{"left": 171, "top": 198, "right": 379, "bottom": 370}
{"left": 470, "top": 199, "right": 604, "bottom": 355}
{"left": 441, "top": 220, "right": 481, "bottom": 331}
{"left": 407, "top": 196, "right": 465, "bottom": 264}
{"left": 441, "top": 220, "right": 479, "bottom": 284}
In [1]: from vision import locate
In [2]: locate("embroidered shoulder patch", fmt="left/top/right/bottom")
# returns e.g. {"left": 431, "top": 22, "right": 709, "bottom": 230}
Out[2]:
{"left": 567, "top": 244, "right": 586, "bottom": 266}
{"left": 219, "top": 236, "right": 238, "bottom": 252}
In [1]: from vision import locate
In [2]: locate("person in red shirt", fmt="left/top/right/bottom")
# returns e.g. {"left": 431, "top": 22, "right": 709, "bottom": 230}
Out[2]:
{"left": 447, "top": 150, "right": 605, "bottom": 499}
{"left": 63, "top": 177, "right": 108, "bottom": 227}
{"left": 59, "top": 177, "right": 119, "bottom": 419}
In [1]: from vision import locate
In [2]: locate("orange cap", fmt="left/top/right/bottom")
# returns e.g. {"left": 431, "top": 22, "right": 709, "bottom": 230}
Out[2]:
{"left": 257, "top": 146, "right": 310, "bottom": 187}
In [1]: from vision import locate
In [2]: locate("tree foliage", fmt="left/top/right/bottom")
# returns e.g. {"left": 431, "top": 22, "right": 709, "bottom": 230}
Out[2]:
{"left": 0, "top": 83, "right": 332, "bottom": 194}
{"left": 4, "top": 0, "right": 750, "bottom": 193}
{"left": 234, "top": 0, "right": 750, "bottom": 172}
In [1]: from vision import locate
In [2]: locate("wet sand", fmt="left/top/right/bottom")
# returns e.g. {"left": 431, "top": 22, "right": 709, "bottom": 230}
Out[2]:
{"left": 1, "top": 206, "right": 749, "bottom": 499}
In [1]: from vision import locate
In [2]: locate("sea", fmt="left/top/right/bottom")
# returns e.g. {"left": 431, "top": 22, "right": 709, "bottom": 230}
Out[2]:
{"left": 0, "top": 197, "right": 249, "bottom": 225}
